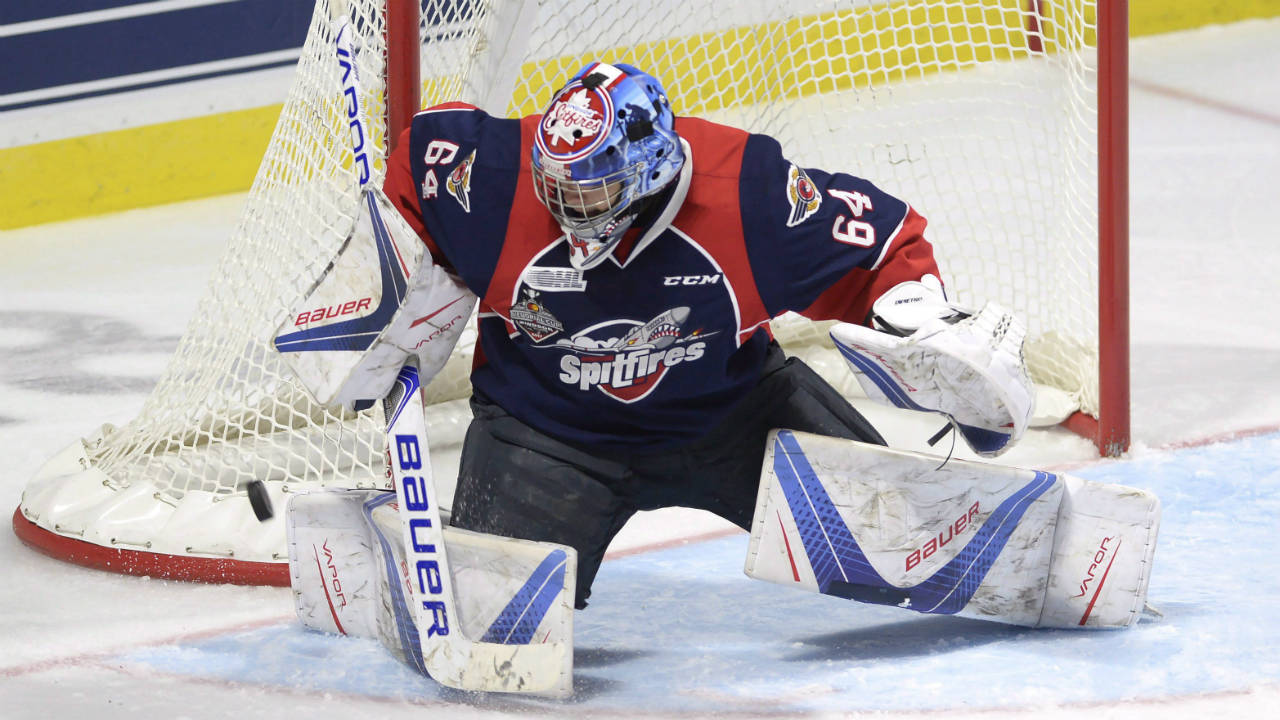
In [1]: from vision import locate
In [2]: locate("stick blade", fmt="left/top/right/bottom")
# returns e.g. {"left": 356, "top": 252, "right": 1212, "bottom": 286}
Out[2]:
{"left": 427, "top": 527, "right": 577, "bottom": 697}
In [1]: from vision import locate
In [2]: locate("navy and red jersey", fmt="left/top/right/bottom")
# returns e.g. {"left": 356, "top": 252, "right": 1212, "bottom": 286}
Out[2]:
{"left": 383, "top": 103, "right": 939, "bottom": 450}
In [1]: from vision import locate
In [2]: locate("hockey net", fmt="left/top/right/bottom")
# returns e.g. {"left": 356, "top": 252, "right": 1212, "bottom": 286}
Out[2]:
{"left": 14, "top": 0, "right": 1124, "bottom": 584}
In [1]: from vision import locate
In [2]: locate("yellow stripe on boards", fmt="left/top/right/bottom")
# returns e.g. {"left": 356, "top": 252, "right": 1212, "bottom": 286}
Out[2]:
{"left": 506, "top": 0, "right": 1048, "bottom": 118}
{"left": 0, "top": 104, "right": 281, "bottom": 230}
{"left": 3, "top": 0, "right": 1278, "bottom": 229}
{"left": 1131, "top": 0, "right": 1280, "bottom": 37}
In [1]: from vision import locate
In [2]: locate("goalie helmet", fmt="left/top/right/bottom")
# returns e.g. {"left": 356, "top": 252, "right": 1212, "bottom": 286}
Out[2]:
{"left": 530, "top": 61, "right": 685, "bottom": 270}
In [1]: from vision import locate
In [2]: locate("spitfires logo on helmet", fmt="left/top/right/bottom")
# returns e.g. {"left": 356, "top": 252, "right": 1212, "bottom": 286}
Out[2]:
{"left": 536, "top": 84, "right": 615, "bottom": 163}
{"left": 446, "top": 148, "right": 476, "bottom": 213}
{"left": 785, "top": 164, "right": 822, "bottom": 227}
{"left": 548, "top": 307, "right": 718, "bottom": 403}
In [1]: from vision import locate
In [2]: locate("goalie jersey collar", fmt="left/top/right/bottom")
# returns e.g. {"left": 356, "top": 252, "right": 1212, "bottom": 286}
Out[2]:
{"left": 588, "top": 138, "right": 693, "bottom": 270}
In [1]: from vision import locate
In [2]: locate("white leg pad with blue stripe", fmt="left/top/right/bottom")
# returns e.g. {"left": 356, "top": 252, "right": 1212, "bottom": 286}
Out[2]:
{"left": 288, "top": 488, "right": 576, "bottom": 693}
{"left": 745, "top": 431, "right": 1160, "bottom": 629}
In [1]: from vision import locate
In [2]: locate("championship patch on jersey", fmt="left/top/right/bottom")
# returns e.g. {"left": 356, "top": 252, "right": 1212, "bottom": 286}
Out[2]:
{"left": 785, "top": 164, "right": 822, "bottom": 227}
{"left": 544, "top": 306, "right": 718, "bottom": 404}
{"left": 534, "top": 64, "right": 624, "bottom": 163}
{"left": 509, "top": 289, "right": 564, "bottom": 342}
{"left": 445, "top": 148, "right": 476, "bottom": 212}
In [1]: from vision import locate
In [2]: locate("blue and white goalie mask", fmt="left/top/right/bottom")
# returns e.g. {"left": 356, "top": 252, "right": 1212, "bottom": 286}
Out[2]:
{"left": 531, "top": 61, "right": 686, "bottom": 270}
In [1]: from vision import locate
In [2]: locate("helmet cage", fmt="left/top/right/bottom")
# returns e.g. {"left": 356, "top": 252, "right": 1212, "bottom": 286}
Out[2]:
{"left": 530, "top": 161, "right": 644, "bottom": 239}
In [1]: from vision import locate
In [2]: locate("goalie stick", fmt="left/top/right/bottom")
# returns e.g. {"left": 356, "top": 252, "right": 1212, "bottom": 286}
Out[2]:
{"left": 303, "top": 6, "right": 571, "bottom": 695}
{"left": 333, "top": 2, "right": 374, "bottom": 193}
{"left": 381, "top": 363, "right": 571, "bottom": 695}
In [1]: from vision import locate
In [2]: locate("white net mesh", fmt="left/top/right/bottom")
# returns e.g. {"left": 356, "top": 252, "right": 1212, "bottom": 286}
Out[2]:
{"left": 22, "top": 0, "right": 1104, "bottom": 569}
{"left": 87, "top": 1, "right": 398, "bottom": 507}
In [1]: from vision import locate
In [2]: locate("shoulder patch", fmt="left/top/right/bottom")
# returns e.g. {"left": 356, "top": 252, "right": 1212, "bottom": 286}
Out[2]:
{"left": 446, "top": 148, "right": 476, "bottom": 213}
{"left": 785, "top": 164, "right": 822, "bottom": 227}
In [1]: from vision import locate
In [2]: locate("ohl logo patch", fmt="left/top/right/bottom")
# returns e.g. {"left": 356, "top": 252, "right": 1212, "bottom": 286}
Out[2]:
{"left": 785, "top": 163, "right": 822, "bottom": 227}
{"left": 548, "top": 306, "right": 718, "bottom": 403}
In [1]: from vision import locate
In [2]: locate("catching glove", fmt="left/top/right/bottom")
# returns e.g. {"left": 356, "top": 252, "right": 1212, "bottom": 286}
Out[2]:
{"left": 830, "top": 278, "right": 1034, "bottom": 457}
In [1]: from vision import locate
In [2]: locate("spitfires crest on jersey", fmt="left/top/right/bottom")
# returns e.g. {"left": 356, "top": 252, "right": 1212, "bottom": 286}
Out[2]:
{"left": 785, "top": 164, "right": 822, "bottom": 227}
{"left": 548, "top": 306, "right": 718, "bottom": 403}
{"left": 445, "top": 148, "right": 476, "bottom": 213}
{"left": 509, "top": 289, "right": 565, "bottom": 342}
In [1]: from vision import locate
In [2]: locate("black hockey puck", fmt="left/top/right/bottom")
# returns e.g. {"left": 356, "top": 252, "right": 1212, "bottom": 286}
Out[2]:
{"left": 247, "top": 480, "right": 274, "bottom": 521}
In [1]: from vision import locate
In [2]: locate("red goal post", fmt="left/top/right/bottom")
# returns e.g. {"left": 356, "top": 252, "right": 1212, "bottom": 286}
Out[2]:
{"left": 14, "top": 0, "right": 1128, "bottom": 586}
{"left": 1094, "top": 0, "right": 1130, "bottom": 457}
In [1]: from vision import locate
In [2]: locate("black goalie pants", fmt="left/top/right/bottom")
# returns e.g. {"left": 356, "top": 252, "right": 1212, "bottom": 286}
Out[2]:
{"left": 449, "top": 343, "right": 884, "bottom": 609}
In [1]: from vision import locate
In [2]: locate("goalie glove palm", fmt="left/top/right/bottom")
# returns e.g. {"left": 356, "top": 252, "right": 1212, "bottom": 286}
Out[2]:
{"left": 831, "top": 283, "right": 1034, "bottom": 456}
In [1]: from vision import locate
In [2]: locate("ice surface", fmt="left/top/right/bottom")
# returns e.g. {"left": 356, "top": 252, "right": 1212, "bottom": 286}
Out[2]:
{"left": 3, "top": 18, "right": 1280, "bottom": 720}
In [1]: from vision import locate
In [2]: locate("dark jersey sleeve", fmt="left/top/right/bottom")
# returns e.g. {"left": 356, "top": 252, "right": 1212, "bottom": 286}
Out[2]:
{"left": 739, "top": 133, "right": 940, "bottom": 326}
{"left": 381, "top": 102, "right": 525, "bottom": 298}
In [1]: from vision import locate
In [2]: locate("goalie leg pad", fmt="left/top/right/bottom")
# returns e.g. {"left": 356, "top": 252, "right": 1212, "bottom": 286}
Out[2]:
{"left": 745, "top": 431, "right": 1159, "bottom": 628}
{"left": 1040, "top": 475, "right": 1160, "bottom": 628}
{"left": 288, "top": 488, "right": 385, "bottom": 641}
{"left": 287, "top": 489, "right": 577, "bottom": 673}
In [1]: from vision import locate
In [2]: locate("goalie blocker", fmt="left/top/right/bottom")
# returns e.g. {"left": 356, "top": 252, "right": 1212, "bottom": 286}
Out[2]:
{"left": 747, "top": 430, "right": 1160, "bottom": 628}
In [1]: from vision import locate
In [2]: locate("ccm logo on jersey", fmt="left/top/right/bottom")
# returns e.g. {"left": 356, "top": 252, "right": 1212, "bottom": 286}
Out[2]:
{"left": 905, "top": 501, "right": 980, "bottom": 571}
{"left": 663, "top": 274, "right": 721, "bottom": 286}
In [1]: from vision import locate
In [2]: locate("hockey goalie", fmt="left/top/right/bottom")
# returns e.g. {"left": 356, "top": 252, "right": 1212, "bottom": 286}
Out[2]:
{"left": 273, "top": 48, "right": 1160, "bottom": 698}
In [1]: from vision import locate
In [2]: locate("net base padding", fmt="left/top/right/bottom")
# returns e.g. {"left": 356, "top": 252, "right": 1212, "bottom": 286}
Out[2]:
{"left": 12, "top": 506, "right": 290, "bottom": 586}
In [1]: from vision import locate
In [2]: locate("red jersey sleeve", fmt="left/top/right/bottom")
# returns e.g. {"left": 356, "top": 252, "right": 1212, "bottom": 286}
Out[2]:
{"left": 383, "top": 124, "right": 451, "bottom": 270}
{"left": 738, "top": 132, "right": 942, "bottom": 327}
{"left": 797, "top": 206, "right": 939, "bottom": 325}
